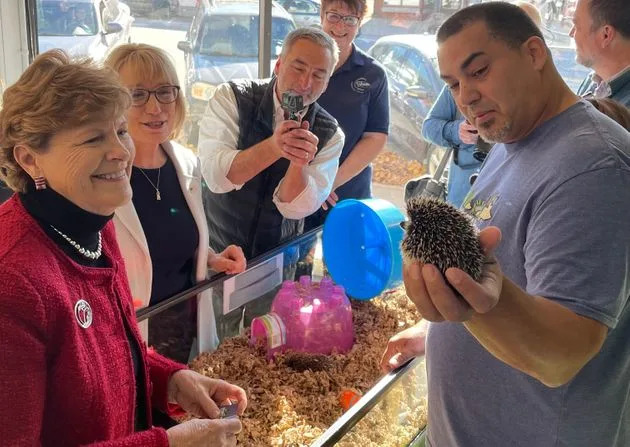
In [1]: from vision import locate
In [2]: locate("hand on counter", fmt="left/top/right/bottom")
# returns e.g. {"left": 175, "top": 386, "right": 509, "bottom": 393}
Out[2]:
{"left": 403, "top": 226, "right": 503, "bottom": 322}
{"left": 166, "top": 418, "right": 242, "bottom": 447}
{"left": 167, "top": 370, "right": 248, "bottom": 419}
{"left": 380, "top": 321, "right": 428, "bottom": 372}
{"left": 208, "top": 245, "right": 247, "bottom": 275}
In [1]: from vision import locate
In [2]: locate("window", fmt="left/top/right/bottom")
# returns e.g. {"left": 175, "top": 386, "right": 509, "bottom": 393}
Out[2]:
{"left": 199, "top": 15, "right": 257, "bottom": 57}
{"left": 550, "top": 46, "right": 591, "bottom": 93}
{"left": 406, "top": 49, "right": 441, "bottom": 94}
{"left": 282, "top": 0, "right": 318, "bottom": 14}
{"left": 37, "top": 0, "right": 99, "bottom": 36}
{"left": 378, "top": 44, "right": 408, "bottom": 81}
{"left": 369, "top": 43, "right": 388, "bottom": 60}
{"left": 199, "top": 15, "right": 293, "bottom": 58}
{"left": 396, "top": 53, "right": 420, "bottom": 88}
{"left": 441, "top": 0, "right": 462, "bottom": 9}
{"left": 383, "top": 0, "right": 420, "bottom": 7}
{"left": 22, "top": 0, "right": 594, "bottom": 220}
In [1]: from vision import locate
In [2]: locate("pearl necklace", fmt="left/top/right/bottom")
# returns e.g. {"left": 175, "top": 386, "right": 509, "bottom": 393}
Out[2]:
{"left": 50, "top": 225, "right": 103, "bottom": 260}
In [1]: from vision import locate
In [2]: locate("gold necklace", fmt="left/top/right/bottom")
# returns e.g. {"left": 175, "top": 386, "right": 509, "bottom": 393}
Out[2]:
{"left": 136, "top": 167, "right": 161, "bottom": 201}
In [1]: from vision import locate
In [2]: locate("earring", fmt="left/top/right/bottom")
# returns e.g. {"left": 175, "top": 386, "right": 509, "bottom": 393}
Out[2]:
{"left": 34, "top": 176, "right": 47, "bottom": 190}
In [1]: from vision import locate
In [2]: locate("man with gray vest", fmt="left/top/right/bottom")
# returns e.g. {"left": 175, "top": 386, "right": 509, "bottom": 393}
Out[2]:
{"left": 198, "top": 27, "right": 344, "bottom": 260}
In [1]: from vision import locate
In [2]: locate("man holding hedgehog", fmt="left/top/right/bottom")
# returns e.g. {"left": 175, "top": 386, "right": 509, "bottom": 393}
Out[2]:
{"left": 382, "top": 3, "right": 630, "bottom": 446}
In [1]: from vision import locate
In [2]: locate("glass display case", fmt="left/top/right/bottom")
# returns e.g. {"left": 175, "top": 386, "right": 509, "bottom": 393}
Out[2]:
{"left": 312, "top": 356, "right": 427, "bottom": 446}
{"left": 136, "top": 227, "right": 427, "bottom": 446}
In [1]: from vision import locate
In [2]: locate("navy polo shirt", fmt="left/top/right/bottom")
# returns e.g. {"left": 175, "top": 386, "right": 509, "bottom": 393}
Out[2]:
{"left": 317, "top": 44, "right": 389, "bottom": 200}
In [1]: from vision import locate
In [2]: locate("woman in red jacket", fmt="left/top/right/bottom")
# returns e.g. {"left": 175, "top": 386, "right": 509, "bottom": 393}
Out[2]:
{"left": 0, "top": 50, "right": 246, "bottom": 446}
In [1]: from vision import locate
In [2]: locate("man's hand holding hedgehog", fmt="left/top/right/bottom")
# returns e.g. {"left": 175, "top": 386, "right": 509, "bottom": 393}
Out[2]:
{"left": 403, "top": 226, "right": 502, "bottom": 322}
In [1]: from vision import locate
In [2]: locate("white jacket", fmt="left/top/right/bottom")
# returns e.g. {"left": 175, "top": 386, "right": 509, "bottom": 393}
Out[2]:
{"left": 114, "top": 140, "right": 219, "bottom": 351}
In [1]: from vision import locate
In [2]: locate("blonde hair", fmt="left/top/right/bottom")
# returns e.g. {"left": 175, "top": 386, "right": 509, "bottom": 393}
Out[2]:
{"left": 0, "top": 49, "right": 131, "bottom": 193}
{"left": 104, "top": 43, "right": 186, "bottom": 140}
{"left": 513, "top": 1, "right": 543, "bottom": 28}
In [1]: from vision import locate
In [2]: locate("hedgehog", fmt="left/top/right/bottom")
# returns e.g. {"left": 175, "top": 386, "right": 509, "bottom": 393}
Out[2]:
{"left": 401, "top": 197, "right": 484, "bottom": 281}
{"left": 283, "top": 351, "right": 333, "bottom": 372}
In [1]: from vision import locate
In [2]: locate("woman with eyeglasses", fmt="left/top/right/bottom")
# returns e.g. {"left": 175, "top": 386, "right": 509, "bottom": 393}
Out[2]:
{"left": 105, "top": 44, "right": 246, "bottom": 364}
{"left": 303, "top": 0, "right": 389, "bottom": 231}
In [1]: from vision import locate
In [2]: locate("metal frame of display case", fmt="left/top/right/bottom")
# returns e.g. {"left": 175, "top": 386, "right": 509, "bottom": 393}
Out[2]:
{"left": 136, "top": 227, "right": 427, "bottom": 446}
{"left": 136, "top": 226, "right": 323, "bottom": 324}
{"left": 312, "top": 356, "right": 426, "bottom": 446}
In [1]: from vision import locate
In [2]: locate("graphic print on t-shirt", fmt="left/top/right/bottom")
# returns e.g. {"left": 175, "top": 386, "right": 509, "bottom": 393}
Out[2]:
{"left": 462, "top": 193, "right": 498, "bottom": 222}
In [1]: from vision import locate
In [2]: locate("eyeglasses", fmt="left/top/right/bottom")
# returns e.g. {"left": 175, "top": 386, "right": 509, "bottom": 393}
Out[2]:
{"left": 325, "top": 11, "right": 360, "bottom": 27}
{"left": 130, "top": 85, "right": 180, "bottom": 106}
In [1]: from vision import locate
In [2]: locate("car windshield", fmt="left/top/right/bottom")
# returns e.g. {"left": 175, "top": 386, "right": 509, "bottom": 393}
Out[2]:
{"left": 37, "top": 1, "right": 98, "bottom": 36}
{"left": 199, "top": 15, "right": 295, "bottom": 58}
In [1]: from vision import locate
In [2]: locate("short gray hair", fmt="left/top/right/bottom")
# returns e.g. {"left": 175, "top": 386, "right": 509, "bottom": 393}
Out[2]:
{"left": 281, "top": 27, "right": 339, "bottom": 71}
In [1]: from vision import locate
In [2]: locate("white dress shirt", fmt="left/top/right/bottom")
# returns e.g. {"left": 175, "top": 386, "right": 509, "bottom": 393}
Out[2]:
{"left": 197, "top": 81, "right": 344, "bottom": 220}
{"left": 591, "top": 65, "right": 630, "bottom": 99}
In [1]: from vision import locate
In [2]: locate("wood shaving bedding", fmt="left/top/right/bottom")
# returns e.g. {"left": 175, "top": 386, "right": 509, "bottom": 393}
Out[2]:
{"left": 190, "top": 287, "right": 427, "bottom": 446}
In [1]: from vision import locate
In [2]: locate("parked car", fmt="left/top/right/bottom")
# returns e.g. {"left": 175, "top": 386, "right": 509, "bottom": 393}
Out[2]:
{"left": 177, "top": 0, "right": 296, "bottom": 145}
{"left": 277, "top": 0, "right": 320, "bottom": 28}
{"left": 37, "top": 0, "right": 133, "bottom": 60}
{"left": 368, "top": 34, "right": 445, "bottom": 172}
{"left": 174, "top": 0, "right": 200, "bottom": 16}
{"left": 151, "top": 0, "right": 198, "bottom": 18}
{"left": 357, "top": 0, "right": 471, "bottom": 51}
{"left": 356, "top": 18, "right": 416, "bottom": 51}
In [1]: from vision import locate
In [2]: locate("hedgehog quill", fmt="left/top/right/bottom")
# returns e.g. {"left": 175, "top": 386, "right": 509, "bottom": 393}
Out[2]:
{"left": 401, "top": 197, "right": 484, "bottom": 281}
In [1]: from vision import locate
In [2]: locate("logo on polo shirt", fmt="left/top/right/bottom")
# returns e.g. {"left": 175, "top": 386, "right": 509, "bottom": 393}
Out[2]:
{"left": 351, "top": 77, "right": 370, "bottom": 93}
{"left": 74, "top": 299, "right": 93, "bottom": 329}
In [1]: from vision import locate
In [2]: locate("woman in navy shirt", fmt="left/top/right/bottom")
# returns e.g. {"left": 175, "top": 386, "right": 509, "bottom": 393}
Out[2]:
{"left": 304, "top": 0, "right": 390, "bottom": 231}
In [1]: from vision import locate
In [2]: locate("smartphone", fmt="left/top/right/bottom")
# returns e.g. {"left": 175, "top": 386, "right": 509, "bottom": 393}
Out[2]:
{"left": 219, "top": 402, "right": 239, "bottom": 419}
{"left": 282, "top": 91, "right": 304, "bottom": 121}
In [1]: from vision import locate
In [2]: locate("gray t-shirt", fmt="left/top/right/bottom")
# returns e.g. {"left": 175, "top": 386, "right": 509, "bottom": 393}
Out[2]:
{"left": 426, "top": 101, "right": 630, "bottom": 447}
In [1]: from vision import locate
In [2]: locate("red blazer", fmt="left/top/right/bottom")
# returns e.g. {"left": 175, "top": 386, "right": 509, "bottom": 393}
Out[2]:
{"left": 0, "top": 197, "right": 186, "bottom": 446}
